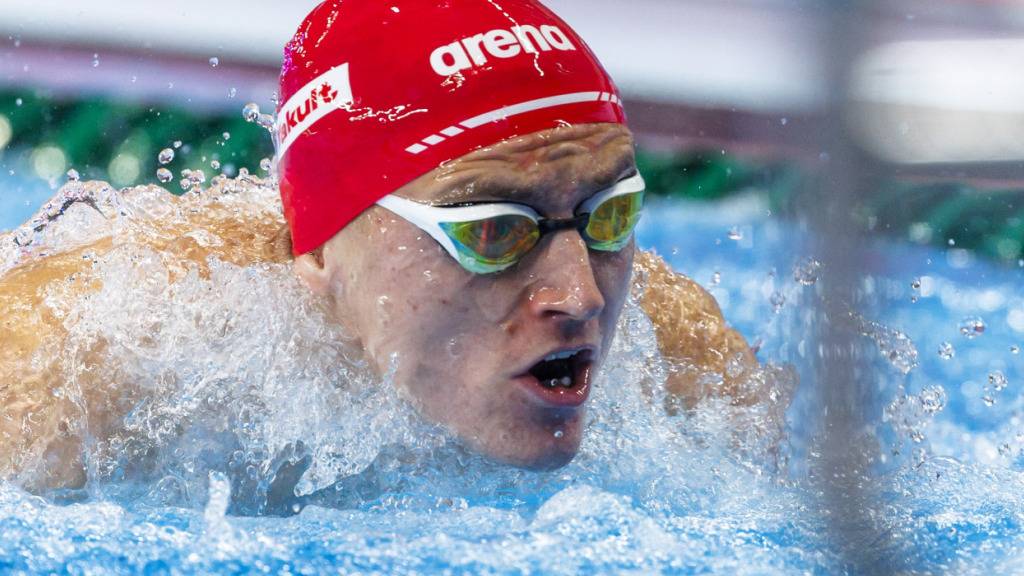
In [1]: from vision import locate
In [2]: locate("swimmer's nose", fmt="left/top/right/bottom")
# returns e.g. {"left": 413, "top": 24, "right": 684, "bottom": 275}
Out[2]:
{"left": 526, "top": 232, "right": 605, "bottom": 323}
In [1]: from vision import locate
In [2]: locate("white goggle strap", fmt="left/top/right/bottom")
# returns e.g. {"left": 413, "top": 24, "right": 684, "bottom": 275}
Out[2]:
{"left": 375, "top": 195, "right": 540, "bottom": 261}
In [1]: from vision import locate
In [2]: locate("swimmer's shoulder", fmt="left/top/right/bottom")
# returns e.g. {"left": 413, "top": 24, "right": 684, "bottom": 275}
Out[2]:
{"left": 634, "top": 249, "right": 758, "bottom": 407}
{"left": 0, "top": 195, "right": 287, "bottom": 489}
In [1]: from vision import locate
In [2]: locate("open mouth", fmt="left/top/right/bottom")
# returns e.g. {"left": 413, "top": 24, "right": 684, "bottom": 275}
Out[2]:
{"left": 530, "top": 349, "right": 590, "bottom": 389}
{"left": 514, "top": 347, "right": 595, "bottom": 408}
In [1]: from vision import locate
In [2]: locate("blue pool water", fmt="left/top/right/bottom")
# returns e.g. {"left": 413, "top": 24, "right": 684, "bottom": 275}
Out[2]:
{"left": 1, "top": 183, "right": 1023, "bottom": 574}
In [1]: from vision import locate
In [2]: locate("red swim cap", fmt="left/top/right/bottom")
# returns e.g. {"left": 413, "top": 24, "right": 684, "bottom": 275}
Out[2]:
{"left": 277, "top": 0, "right": 627, "bottom": 255}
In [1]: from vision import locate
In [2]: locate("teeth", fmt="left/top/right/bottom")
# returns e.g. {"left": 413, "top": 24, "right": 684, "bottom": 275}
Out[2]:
{"left": 542, "top": 376, "right": 574, "bottom": 389}
{"left": 543, "top": 350, "right": 579, "bottom": 363}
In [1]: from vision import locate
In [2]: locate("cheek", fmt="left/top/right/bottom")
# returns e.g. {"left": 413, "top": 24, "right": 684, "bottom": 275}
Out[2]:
{"left": 355, "top": 230, "right": 482, "bottom": 375}
{"left": 594, "top": 247, "right": 635, "bottom": 328}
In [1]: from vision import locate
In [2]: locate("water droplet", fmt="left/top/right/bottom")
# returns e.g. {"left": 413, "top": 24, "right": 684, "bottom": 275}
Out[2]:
{"left": 920, "top": 386, "right": 946, "bottom": 415}
{"left": 938, "top": 342, "right": 955, "bottom": 360}
{"left": 65, "top": 168, "right": 80, "bottom": 182}
{"left": 727, "top": 226, "right": 743, "bottom": 241}
{"left": 242, "top": 103, "right": 260, "bottom": 123}
{"left": 958, "top": 316, "right": 986, "bottom": 339}
{"left": 793, "top": 257, "right": 821, "bottom": 286}
{"left": 209, "top": 57, "right": 219, "bottom": 68}
{"left": 158, "top": 148, "right": 175, "bottom": 165}
{"left": 260, "top": 158, "right": 272, "bottom": 172}
{"left": 156, "top": 168, "right": 173, "bottom": 183}
{"left": 989, "top": 371, "right": 1008, "bottom": 392}
{"left": 257, "top": 113, "right": 275, "bottom": 130}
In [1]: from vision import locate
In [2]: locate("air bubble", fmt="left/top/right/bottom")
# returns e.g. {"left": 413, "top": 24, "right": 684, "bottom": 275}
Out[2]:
{"left": 260, "top": 158, "right": 272, "bottom": 172}
{"left": 66, "top": 169, "right": 80, "bottom": 182}
{"left": 211, "top": 160, "right": 221, "bottom": 170}
{"left": 727, "top": 227, "right": 743, "bottom": 241}
{"left": 1011, "top": 345, "right": 1020, "bottom": 355}
{"left": 156, "top": 168, "right": 173, "bottom": 183}
{"left": 223, "top": 132, "right": 231, "bottom": 141}
{"left": 173, "top": 141, "right": 183, "bottom": 149}
{"left": 91, "top": 53, "right": 100, "bottom": 67}
{"left": 710, "top": 271, "right": 721, "bottom": 286}
{"left": 209, "top": 57, "right": 219, "bottom": 68}
{"left": 911, "top": 278, "right": 921, "bottom": 290}
{"left": 770, "top": 292, "right": 785, "bottom": 313}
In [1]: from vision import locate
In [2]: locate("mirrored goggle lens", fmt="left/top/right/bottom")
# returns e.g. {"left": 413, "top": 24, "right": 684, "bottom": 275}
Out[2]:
{"left": 585, "top": 191, "right": 645, "bottom": 251}
{"left": 440, "top": 215, "right": 540, "bottom": 274}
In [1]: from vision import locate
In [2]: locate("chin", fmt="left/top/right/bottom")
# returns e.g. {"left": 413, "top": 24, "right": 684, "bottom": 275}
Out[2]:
{"left": 484, "top": 418, "right": 585, "bottom": 471}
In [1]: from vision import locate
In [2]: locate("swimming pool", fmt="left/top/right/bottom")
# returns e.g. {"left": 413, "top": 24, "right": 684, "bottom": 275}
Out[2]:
{"left": 1, "top": 181, "right": 1022, "bottom": 574}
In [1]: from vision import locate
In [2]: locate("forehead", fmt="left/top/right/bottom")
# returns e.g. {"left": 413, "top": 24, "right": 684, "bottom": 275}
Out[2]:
{"left": 397, "top": 124, "right": 637, "bottom": 206}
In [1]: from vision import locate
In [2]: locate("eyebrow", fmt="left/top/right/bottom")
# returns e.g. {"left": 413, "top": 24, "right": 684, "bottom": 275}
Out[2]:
{"left": 433, "top": 158, "right": 638, "bottom": 208}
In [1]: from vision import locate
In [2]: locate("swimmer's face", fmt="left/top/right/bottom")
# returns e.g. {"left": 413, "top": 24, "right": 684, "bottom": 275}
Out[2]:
{"left": 295, "top": 124, "right": 636, "bottom": 469}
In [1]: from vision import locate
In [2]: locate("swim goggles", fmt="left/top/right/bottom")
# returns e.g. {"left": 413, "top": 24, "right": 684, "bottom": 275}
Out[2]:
{"left": 376, "top": 173, "right": 645, "bottom": 274}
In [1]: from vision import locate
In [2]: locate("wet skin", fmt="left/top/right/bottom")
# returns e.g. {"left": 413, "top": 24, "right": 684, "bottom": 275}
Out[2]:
{"left": 0, "top": 125, "right": 766, "bottom": 493}
{"left": 295, "top": 123, "right": 637, "bottom": 469}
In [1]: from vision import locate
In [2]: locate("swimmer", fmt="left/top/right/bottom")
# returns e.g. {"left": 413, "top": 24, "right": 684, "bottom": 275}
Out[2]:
{"left": 0, "top": 0, "right": 776, "bottom": 492}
